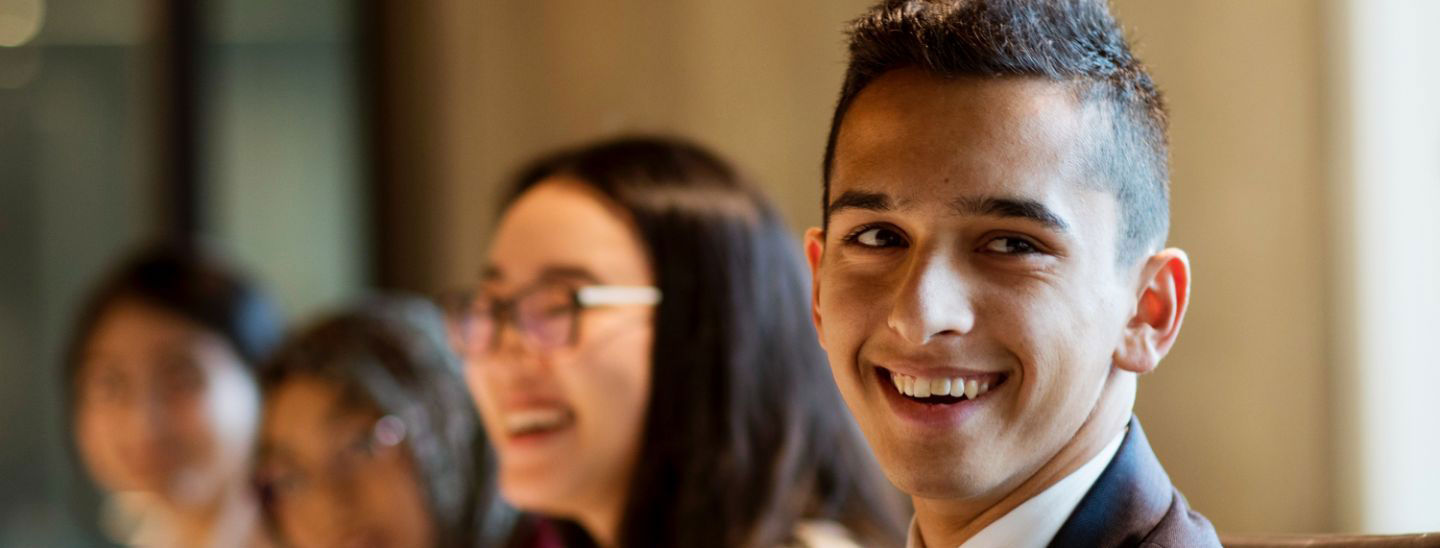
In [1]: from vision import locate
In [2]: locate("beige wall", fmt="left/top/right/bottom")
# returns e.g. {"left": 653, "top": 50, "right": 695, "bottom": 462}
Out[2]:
{"left": 392, "top": 0, "right": 1335, "bottom": 534}
{"left": 387, "top": 0, "right": 873, "bottom": 292}
{"left": 1114, "top": 0, "right": 1332, "bottom": 534}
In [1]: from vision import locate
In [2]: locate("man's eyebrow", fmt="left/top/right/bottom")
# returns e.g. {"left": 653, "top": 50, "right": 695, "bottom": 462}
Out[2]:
{"left": 952, "top": 196, "right": 1071, "bottom": 232}
{"left": 826, "top": 190, "right": 893, "bottom": 219}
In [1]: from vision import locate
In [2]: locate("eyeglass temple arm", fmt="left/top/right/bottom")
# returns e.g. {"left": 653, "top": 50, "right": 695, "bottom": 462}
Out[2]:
{"left": 576, "top": 285, "right": 662, "bottom": 307}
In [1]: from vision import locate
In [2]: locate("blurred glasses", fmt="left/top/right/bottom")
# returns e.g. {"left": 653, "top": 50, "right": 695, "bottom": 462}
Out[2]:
{"left": 443, "top": 283, "right": 661, "bottom": 356}
{"left": 257, "top": 415, "right": 408, "bottom": 503}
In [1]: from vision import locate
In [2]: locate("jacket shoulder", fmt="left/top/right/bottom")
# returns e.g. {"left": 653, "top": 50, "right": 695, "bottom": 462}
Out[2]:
{"left": 1139, "top": 490, "right": 1222, "bottom": 548}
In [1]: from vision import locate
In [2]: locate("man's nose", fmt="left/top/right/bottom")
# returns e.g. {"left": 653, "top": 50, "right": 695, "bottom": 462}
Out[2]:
{"left": 886, "top": 249, "right": 975, "bottom": 345}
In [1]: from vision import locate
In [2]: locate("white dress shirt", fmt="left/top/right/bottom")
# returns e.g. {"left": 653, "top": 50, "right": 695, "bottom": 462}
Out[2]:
{"left": 905, "top": 429, "right": 1126, "bottom": 548}
{"left": 788, "top": 520, "right": 865, "bottom": 548}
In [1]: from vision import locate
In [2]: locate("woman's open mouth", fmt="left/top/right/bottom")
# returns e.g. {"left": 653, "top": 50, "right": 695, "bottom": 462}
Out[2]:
{"left": 503, "top": 407, "right": 576, "bottom": 441}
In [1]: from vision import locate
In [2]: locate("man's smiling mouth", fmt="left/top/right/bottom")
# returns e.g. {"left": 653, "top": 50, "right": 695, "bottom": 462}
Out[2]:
{"left": 878, "top": 367, "right": 1009, "bottom": 404}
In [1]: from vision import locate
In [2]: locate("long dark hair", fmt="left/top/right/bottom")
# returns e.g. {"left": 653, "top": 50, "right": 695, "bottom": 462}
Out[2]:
{"left": 258, "top": 296, "right": 512, "bottom": 547}
{"left": 500, "top": 136, "right": 906, "bottom": 548}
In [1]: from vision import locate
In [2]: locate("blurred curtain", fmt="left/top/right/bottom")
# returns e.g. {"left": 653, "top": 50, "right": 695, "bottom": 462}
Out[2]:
{"left": 1327, "top": 0, "right": 1440, "bottom": 534}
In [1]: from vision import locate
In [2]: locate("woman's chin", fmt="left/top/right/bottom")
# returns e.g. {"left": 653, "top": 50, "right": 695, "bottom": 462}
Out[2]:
{"left": 499, "top": 477, "right": 581, "bottom": 517}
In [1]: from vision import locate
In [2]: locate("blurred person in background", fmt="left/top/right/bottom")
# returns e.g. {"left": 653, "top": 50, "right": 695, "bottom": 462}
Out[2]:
{"left": 452, "top": 136, "right": 907, "bottom": 548}
{"left": 65, "top": 241, "right": 283, "bottom": 547}
{"left": 255, "top": 296, "right": 513, "bottom": 548}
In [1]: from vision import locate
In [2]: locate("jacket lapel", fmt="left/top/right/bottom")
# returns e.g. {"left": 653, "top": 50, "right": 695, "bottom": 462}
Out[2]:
{"left": 1047, "top": 416, "right": 1175, "bottom": 548}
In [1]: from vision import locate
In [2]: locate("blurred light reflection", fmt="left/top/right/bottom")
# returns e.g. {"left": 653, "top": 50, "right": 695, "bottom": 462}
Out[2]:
{"left": 0, "top": 0, "right": 45, "bottom": 48}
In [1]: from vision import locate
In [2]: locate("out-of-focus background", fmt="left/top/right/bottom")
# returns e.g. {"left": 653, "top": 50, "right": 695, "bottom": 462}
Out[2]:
{"left": 1, "top": 0, "right": 1436, "bottom": 545}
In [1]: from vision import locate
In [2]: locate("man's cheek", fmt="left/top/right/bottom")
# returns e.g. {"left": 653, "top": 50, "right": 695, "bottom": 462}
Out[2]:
{"left": 818, "top": 294, "right": 867, "bottom": 354}
{"left": 825, "top": 273, "right": 892, "bottom": 322}
{"left": 816, "top": 293, "right": 864, "bottom": 373}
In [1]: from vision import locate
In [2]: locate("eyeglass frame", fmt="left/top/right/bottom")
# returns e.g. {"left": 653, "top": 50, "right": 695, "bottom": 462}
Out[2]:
{"left": 257, "top": 414, "right": 409, "bottom": 501}
{"left": 446, "top": 282, "right": 662, "bottom": 355}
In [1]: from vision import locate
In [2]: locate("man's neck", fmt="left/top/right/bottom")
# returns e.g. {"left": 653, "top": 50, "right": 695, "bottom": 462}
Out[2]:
{"left": 913, "top": 370, "right": 1136, "bottom": 548}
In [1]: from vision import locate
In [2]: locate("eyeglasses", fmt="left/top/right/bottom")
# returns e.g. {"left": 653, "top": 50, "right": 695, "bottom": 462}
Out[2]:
{"left": 257, "top": 415, "right": 408, "bottom": 503}
{"left": 443, "top": 282, "right": 661, "bottom": 356}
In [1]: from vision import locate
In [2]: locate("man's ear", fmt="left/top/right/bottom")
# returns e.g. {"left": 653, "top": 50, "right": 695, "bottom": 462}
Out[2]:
{"left": 804, "top": 227, "right": 827, "bottom": 348}
{"left": 1113, "top": 248, "right": 1191, "bottom": 374}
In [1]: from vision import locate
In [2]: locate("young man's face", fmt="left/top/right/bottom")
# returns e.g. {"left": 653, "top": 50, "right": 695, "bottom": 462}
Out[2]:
{"left": 806, "top": 69, "right": 1142, "bottom": 502}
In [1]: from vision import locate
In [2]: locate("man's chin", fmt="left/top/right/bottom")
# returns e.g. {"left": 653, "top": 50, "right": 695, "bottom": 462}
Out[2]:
{"left": 890, "top": 467, "right": 1001, "bottom": 501}
{"left": 875, "top": 442, "right": 1007, "bottom": 500}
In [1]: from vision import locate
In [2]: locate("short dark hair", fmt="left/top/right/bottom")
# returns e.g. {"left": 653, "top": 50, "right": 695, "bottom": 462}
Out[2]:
{"left": 258, "top": 296, "right": 514, "bottom": 547}
{"left": 500, "top": 136, "right": 906, "bottom": 548}
{"left": 823, "top": 0, "right": 1170, "bottom": 262}
{"left": 64, "top": 240, "right": 283, "bottom": 399}
{"left": 61, "top": 240, "right": 285, "bottom": 540}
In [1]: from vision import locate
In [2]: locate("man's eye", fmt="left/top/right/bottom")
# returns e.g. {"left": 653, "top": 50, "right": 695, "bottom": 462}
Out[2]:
{"left": 983, "top": 236, "right": 1040, "bottom": 255}
{"left": 846, "top": 226, "right": 907, "bottom": 248}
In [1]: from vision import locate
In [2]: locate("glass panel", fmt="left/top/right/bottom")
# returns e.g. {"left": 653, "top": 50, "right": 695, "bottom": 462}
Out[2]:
{"left": 0, "top": 0, "right": 369, "bottom": 543}
{"left": 204, "top": 0, "right": 368, "bottom": 319}
{"left": 0, "top": 0, "right": 155, "bottom": 544}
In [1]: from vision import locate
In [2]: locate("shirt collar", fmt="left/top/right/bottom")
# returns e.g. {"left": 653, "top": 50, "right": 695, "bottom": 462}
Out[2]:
{"left": 905, "top": 428, "right": 1127, "bottom": 548}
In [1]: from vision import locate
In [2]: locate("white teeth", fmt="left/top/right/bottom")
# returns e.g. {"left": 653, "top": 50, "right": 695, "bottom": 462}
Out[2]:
{"left": 932, "top": 378, "right": 950, "bottom": 396}
{"left": 889, "top": 372, "right": 998, "bottom": 401}
{"left": 505, "top": 408, "right": 571, "bottom": 434}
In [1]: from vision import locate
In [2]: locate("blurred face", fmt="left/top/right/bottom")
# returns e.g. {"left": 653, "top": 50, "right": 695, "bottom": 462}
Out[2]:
{"left": 807, "top": 71, "right": 1138, "bottom": 502}
{"left": 466, "top": 179, "right": 654, "bottom": 522}
{"left": 74, "top": 299, "right": 260, "bottom": 507}
{"left": 257, "top": 377, "right": 435, "bottom": 548}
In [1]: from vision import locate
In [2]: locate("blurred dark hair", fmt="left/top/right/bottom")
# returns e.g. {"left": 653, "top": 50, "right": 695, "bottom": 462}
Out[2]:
{"left": 59, "top": 240, "right": 284, "bottom": 544}
{"left": 823, "top": 0, "right": 1170, "bottom": 262}
{"left": 499, "top": 136, "right": 906, "bottom": 548}
{"left": 63, "top": 240, "right": 284, "bottom": 406}
{"left": 258, "top": 296, "right": 511, "bottom": 547}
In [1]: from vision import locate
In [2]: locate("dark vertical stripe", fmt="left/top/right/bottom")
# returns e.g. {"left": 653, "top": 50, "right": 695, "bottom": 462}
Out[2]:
{"left": 158, "top": 0, "right": 204, "bottom": 237}
{"left": 358, "top": 0, "right": 391, "bottom": 288}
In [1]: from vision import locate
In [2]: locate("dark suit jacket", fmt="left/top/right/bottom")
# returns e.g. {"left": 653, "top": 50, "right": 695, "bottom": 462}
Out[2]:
{"left": 1049, "top": 417, "right": 1221, "bottom": 548}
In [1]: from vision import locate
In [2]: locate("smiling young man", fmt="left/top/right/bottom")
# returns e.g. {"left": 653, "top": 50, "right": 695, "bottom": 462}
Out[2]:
{"left": 804, "top": 1, "right": 1220, "bottom": 547}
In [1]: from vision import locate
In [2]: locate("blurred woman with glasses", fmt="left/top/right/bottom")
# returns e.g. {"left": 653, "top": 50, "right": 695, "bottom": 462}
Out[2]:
{"left": 254, "top": 296, "right": 513, "bottom": 548}
{"left": 451, "top": 136, "right": 907, "bottom": 547}
{"left": 65, "top": 242, "right": 282, "bottom": 547}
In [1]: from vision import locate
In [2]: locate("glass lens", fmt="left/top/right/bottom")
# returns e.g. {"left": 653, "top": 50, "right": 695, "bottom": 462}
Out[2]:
{"left": 461, "top": 295, "right": 496, "bottom": 354}
{"left": 515, "top": 284, "right": 576, "bottom": 351}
